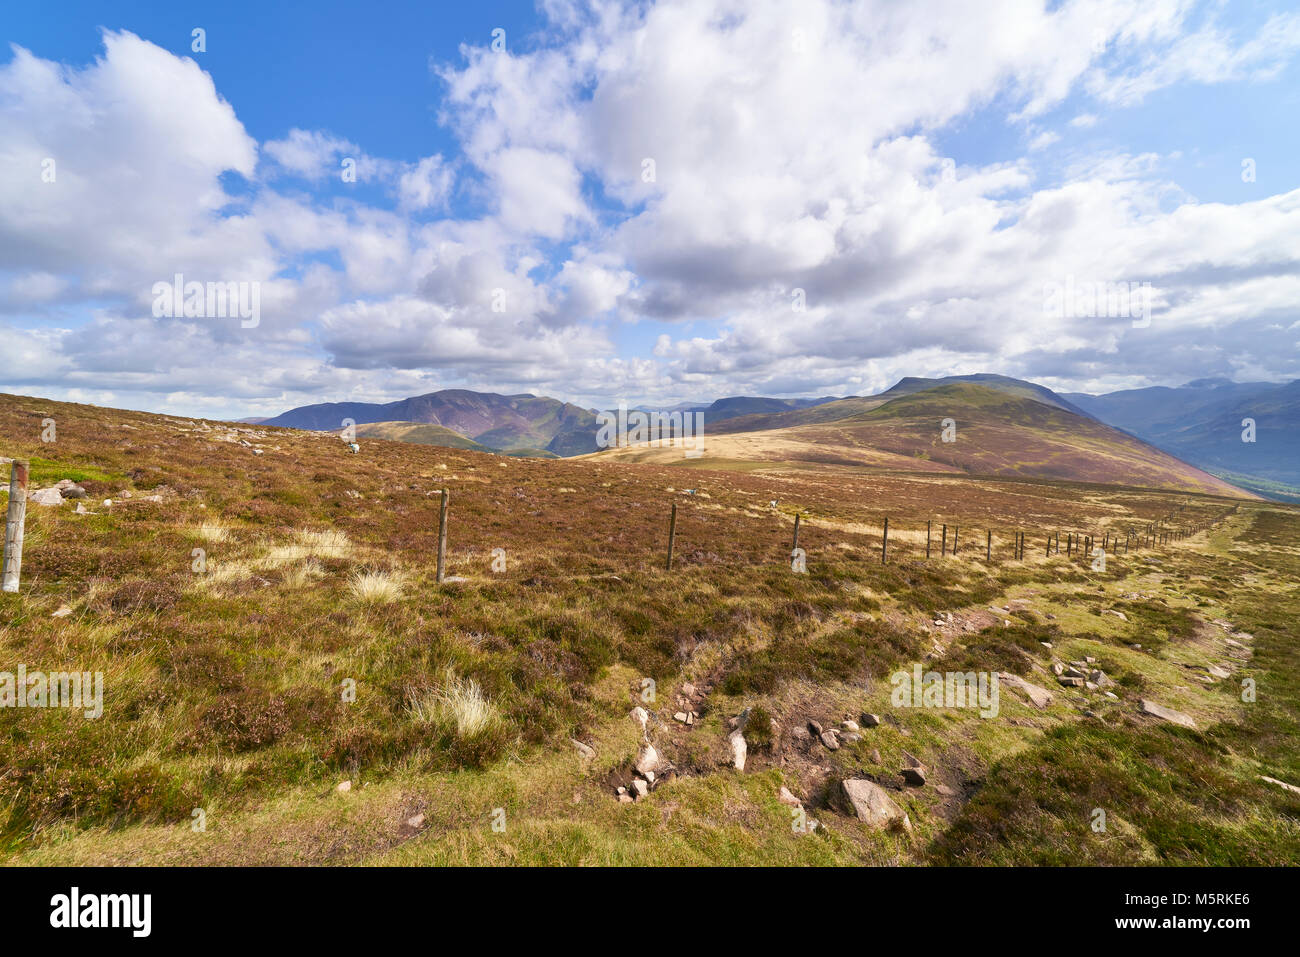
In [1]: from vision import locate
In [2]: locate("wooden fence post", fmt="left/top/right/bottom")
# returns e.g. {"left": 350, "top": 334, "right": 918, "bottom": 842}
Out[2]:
{"left": 3, "top": 459, "right": 29, "bottom": 594}
{"left": 941, "top": 524, "right": 947, "bottom": 557}
{"left": 881, "top": 517, "right": 889, "bottom": 565}
{"left": 436, "top": 488, "right": 449, "bottom": 583}
{"left": 953, "top": 526, "right": 959, "bottom": 556}
{"left": 666, "top": 503, "right": 678, "bottom": 571}
{"left": 792, "top": 512, "right": 801, "bottom": 553}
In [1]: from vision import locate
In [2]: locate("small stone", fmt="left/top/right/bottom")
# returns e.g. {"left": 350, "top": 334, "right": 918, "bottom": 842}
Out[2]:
{"left": 1058, "top": 676, "right": 1084, "bottom": 687}
{"left": 682, "top": 682, "right": 696, "bottom": 697}
{"left": 778, "top": 786, "right": 802, "bottom": 807}
{"left": 842, "top": 719, "right": 859, "bottom": 732}
{"left": 630, "top": 706, "right": 649, "bottom": 733}
{"left": 820, "top": 730, "right": 840, "bottom": 751}
{"left": 860, "top": 713, "right": 880, "bottom": 727}
{"left": 674, "top": 711, "right": 689, "bottom": 723}
{"left": 901, "top": 766, "right": 927, "bottom": 786}
{"left": 631, "top": 779, "right": 649, "bottom": 798}
{"left": 571, "top": 739, "right": 596, "bottom": 760}
{"left": 728, "top": 731, "right": 747, "bottom": 771}
{"left": 1206, "top": 664, "right": 1231, "bottom": 680}
{"left": 867, "top": 748, "right": 882, "bottom": 764}
{"left": 406, "top": 813, "right": 426, "bottom": 829}
{"left": 1260, "top": 775, "right": 1300, "bottom": 796}
{"left": 635, "top": 744, "right": 660, "bottom": 775}
{"left": 63, "top": 485, "right": 86, "bottom": 499}
{"left": 51, "top": 606, "right": 73, "bottom": 618}
{"left": 618, "top": 793, "right": 634, "bottom": 804}
{"left": 337, "top": 780, "right": 352, "bottom": 793}
{"left": 807, "top": 719, "right": 823, "bottom": 736}
{"left": 28, "top": 488, "right": 63, "bottom": 506}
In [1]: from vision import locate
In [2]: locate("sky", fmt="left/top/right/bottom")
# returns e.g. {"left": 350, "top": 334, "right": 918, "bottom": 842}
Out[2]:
{"left": 1, "top": 0, "right": 1299, "bottom": 420}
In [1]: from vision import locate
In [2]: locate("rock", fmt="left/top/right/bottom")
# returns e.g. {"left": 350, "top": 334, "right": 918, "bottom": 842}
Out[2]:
{"left": 51, "top": 606, "right": 73, "bottom": 618}
{"left": 1052, "top": 662, "right": 1065, "bottom": 676}
{"left": 998, "top": 672, "right": 1052, "bottom": 709}
{"left": 631, "top": 779, "right": 649, "bottom": 798}
{"left": 686, "top": 712, "right": 695, "bottom": 725}
{"left": 843, "top": 732, "right": 861, "bottom": 743}
{"left": 840, "top": 779, "right": 907, "bottom": 829}
{"left": 934, "top": 783, "right": 957, "bottom": 797}
{"left": 630, "top": 706, "right": 649, "bottom": 733}
{"left": 681, "top": 682, "right": 696, "bottom": 697}
{"left": 728, "top": 731, "right": 747, "bottom": 771}
{"left": 901, "top": 750, "right": 924, "bottom": 769}
{"left": 674, "top": 711, "right": 689, "bottom": 723}
{"left": 571, "top": 739, "right": 596, "bottom": 761}
{"left": 1062, "top": 666, "right": 1085, "bottom": 679}
{"left": 337, "top": 780, "right": 352, "bottom": 793}
{"left": 778, "top": 786, "right": 802, "bottom": 807}
{"left": 901, "top": 766, "right": 927, "bottom": 787}
{"left": 842, "top": 719, "right": 859, "bottom": 732}
{"left": 1206, "top": 664, "right": 1231, "bottom": 680}
{"left": 63, "top": 485, "right": 86, "bottom": 499}
{"left": 102, "top": 499, "right": 112, "bottom": 507}
{"left": 618, "top": 793, "right": 634, "bottom": 804}
{"left": 1104, "top": 691, "right": 1119, "bottom": 700}
{"left": 644, "top": 770, "right": 655, "bottom": 784}
{"left": 819, "top": 730, "right": 840, "bottom": 751}
{"left": 406, "top": 813, "right": 426, "bottom": 829}
{"left": 635, "top": 744, "right": 660, "bottom": 775}
{"left": 1138, "top": 699, "right": 1196, "bottom": 729}
{"left": 860, "top": 713, "right": 880, "bottom": 728}
{"left": 1058, "top": 676, "right": 1084, "bottom": 688}
{"left": 807, "top": 719, "right": 823, "bottom": 736}
{"left": 1260, "top": 775, "right": 1300, "bottom": 796}
{"left": 867, "top": 748, "right": 882, "bottom": 764}
{"left": 29, "top": 488, "right": 64, "bottom": 506}
{"left": 1088, "top": 670, "right": 1113, "bottom": 689}
{"left": 1104, "top": 609, "right": 1128, "bottom": 621}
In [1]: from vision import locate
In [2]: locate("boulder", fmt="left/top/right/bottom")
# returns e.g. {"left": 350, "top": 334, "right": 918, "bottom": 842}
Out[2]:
{"left": 28, "top": 488, "right": 63, "bottom": 506}
{"left": 998, "top": 672, "right": 1052, "bottom": 709}
{"left": 571, "top": 739, "right": 596, "bottom": 761}
{"left": 860, "top": 712, "right": 881, "bottom": 728}
{"left": 820, "top": 730, "right": 840, "bottom": 751}
{"left": 840, "top": 779, "right": 907, "bottom": 829}
{"left": 1138, "top": 699, "right": 1196, "bottom": 729}
{"left": 777, "top": 786, "right": 802, "bottom": 808}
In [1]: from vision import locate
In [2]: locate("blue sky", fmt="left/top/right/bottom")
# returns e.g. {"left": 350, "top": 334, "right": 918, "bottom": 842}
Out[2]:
{"left": 1, "top": 0, "right": 1298, "bottom": 419}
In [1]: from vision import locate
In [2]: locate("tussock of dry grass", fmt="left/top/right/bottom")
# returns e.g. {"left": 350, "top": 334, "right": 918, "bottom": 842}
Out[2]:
{"left": 347, "top": 568, "right": 403, "bottom": 602}
{"left": 261, "top": 528, "right": 351, "bottom": 568}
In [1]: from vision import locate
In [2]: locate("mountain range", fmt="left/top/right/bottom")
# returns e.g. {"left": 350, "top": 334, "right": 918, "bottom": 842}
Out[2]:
{"left": 256, "top": 373, "right": 1298, "bottom": 499}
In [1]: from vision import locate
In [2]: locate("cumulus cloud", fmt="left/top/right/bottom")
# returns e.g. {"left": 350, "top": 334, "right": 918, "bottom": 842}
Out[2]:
{"left": 1, "top": 2, "right": 1298, "bottom": 419}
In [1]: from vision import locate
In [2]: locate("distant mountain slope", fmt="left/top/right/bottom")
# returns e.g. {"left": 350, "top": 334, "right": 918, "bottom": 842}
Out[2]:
{"left": 1066, "top": 378, "right": 1300, "bottom": 499}
{"left": 351, "top": 421, "right": 491, "bottom": 452}
{"left": 596, "top": 381, "right": 1252, "bottom": 498}
{"left": 687, "top": 395, "right": 843, "bottom": 425}
{"left": 709, "top": 374, "right": 1091, "bottom": 435}
{"left": 263, "top": 390, "right": 601, "bottom": 456}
